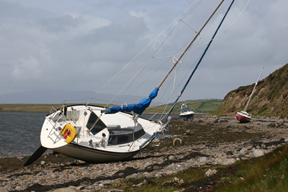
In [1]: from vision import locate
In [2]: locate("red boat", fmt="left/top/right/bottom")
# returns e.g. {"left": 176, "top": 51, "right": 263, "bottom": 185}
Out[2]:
{"left": 236, "top": 111, "right": 251, "bottom": 123}
{"left": 236, "top": 67, "right": 264, "bottom": 123}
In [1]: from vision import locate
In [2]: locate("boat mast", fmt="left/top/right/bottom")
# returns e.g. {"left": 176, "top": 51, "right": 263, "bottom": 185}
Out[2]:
{"left": 157, "top": 0, "right": 225, "bottom": 89}
{"left": 164, "top": 0, "right": 235, "bottom": 120}
{"left": 244, "top": 67, "right": 264, "bottom": 111}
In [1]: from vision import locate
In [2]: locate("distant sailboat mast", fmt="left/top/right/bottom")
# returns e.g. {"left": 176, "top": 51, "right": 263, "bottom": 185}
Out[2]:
{"left": 244, "top": 67, "right": 264, "bottom": 112}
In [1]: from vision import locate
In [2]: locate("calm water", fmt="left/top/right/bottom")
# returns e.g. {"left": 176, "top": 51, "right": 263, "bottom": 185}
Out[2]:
{"left": 0, "top": 112, "right": 189, "bottom": 158}
{"left": 0, "top": 112, "right": 46, "bottom": 158}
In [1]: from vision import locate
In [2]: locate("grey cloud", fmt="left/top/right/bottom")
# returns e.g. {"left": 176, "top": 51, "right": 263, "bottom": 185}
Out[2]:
{"left": 0, "top": 0, "right": 287, "bottom": 103}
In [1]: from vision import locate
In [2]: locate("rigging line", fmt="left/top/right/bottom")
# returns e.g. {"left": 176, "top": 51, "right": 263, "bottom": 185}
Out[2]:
{"left": 157, "top": 0, "right": 226, "bottom": 90}
{"left": 119, "top": 56, "right": 171, "bottom": 102}
{"left": 166, "top": 0, "right": 249, "bottom": 58}
{"left": 182, "top": 0, "right": 229, "bottom": 47}
{"left": 117, "top": 56, "right": 160, "bottom": 103}
{"left": 162, "top": 49, "right": 201, "bottom": 104}
{"left": 177, "top": 0, "right": 209, "bottom": 35}
{"left": 180, "top": 0, "right": 250, "bottom": 54}
{"left": 147, "top": 62, "right": 179, "bottom": 114}
{"left": 154, "top": 0, "right": 227, "bottom": 74}
{"left": 160, "top": 70, "right": 178, "bottom": 120}
{"left": 180, "top": 19, "right": 197, "bottom": 33}
{"left": 86, "top": 40, "right": 155, "bottom": 105}
{"left": 153, "top": 68, "right": 178, "bottom": 119}
{"left": 156, "top": 37, "right": 200, "bottom": 107}
{"left": 214, "top": 0, "right": 251, "bottom": 40}
{"left": 104, "top": 57, "right": 153, "bottom": 108}
{"left": 165, "top": 0, "right": 231, "bottom": 65}
{"left": 117, "top": 59, "right": 153, "bottom": 102}
{"left": 87, "top": 0, "right": 204, "bottom": 106}
{"left": 154, "top": 7, "right": 224, "bottom": 61}
{"left": 156, "top": 49, "right": 200, "bottom": 120}
{"left": 151, "top": 2, "right": 226, "bottom": 103}
{"left": 122, "top": 53, "right": 175, "bottom": 100}
{"left": 152, "top": 0, "right": 207, "bottom": 58}
{"left": 165, "top": 0, "right": 235, "bottom": 120}
{"left": 153, "top": 39, "right": 208, "bottom": 60}
{"left": 181, "top": 0, "right": 207, "bottom": 21}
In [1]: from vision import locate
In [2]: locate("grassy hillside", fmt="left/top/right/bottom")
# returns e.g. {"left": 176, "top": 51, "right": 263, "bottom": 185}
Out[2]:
{"left": 213, "top": 63, "right": 288, "bottom": 118}
{"left": 146, "top": 99, "right": 222, "bottom": 114}
{"left": 0, "top": 99, "right": 221, "bottom": 114}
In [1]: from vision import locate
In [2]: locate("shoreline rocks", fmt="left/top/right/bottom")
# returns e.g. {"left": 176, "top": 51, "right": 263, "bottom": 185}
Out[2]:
{"left": 1, "top": 115, "right": 288, "bottom": 191}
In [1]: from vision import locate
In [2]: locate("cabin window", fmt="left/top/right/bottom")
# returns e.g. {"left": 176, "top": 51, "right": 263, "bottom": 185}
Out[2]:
{"left": 86, "top": 112, "right": 106, "bottom": 134}
{"left": 108, "top": 129, "right": 145, "bottom": 145}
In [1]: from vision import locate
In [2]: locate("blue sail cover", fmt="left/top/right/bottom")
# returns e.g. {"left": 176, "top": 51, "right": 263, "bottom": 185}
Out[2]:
{"left": 105, "top": 87, "right": 159, "bottom": 115}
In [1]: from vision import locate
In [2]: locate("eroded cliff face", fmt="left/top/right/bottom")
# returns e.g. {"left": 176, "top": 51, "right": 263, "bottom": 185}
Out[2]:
{"left": 214, "top": 63, "right": 288, "bottom": 118}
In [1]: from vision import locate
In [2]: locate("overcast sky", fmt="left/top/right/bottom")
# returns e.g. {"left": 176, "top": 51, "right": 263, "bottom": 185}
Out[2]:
{"left": 0, "top": 0, "right": 287, "bottom": 105}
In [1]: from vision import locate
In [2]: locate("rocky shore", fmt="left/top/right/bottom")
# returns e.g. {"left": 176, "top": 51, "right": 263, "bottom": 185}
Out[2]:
{"left": 1, "top": 115, "right": 288, "bottom": 192}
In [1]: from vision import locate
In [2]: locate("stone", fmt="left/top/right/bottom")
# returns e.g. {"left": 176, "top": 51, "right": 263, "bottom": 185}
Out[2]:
{"left": 52, "top": 187, "right": 79, "bottom": 192}
{"left": 168, "top": 155, "right": 176, "bottom": 160}
{"left": 198, "top": 157, "right": 207, "bottom": 164}
{"left": 239, "top": 147, "right": 248, "bottom": 156}
{"left": 251, "top": 149, "right": 265, "bottom": 158}
{"left": 205, "top": 169, "right": 217, "bottom": 177}
{"left": 222, "top": 158, "right": 236, "bottom": 165}
{"left": 268, "top": 123, "right": 276, "bottom": 127}
{"left": 278, "top": 120, "right": 284, "bottom": 125}
{"left": 0, "top": 187, "right": 8, "bottom": 192}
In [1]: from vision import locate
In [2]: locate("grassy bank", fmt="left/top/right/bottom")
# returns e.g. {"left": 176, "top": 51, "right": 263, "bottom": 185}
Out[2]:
{"left": 114, "top": 144, "right": 288, "bottom": 191}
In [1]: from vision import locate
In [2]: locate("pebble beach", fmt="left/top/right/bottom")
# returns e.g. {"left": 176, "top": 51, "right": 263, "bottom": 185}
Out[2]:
{"left": 1, "top": 115, "right": 288, "bottom": 192}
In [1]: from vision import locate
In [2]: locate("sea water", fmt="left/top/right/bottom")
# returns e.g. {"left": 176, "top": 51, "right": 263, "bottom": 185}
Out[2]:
{"left": 0, "top": 112, "right": 46, "bottom": 158}
{"left": 0, "top": 112, "right": 182, "bottom": 158}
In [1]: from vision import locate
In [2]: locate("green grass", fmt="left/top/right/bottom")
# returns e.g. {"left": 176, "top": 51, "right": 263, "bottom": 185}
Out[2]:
{"left": 146, "top": 99, "right": 222, "bottom": 114}
{"left": 215, "top": 145, "right": 288, "bottom": 192}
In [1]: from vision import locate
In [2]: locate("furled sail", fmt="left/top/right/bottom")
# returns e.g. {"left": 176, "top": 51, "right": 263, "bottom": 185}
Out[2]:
{"left": 105, "top": 87, "right": 159, "bottom": 115}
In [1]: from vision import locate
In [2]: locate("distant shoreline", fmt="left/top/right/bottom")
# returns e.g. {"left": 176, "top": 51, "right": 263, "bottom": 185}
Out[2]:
{"left": 0, "top": 99, "right": 220, "bottom": 114}
{"left": 0, "top": 110, "right": 208, "bottom": 117}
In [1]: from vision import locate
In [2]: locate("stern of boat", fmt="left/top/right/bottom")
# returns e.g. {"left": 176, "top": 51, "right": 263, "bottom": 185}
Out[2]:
{"left": 40, "top": 105, "right": 95, "bottom": 149}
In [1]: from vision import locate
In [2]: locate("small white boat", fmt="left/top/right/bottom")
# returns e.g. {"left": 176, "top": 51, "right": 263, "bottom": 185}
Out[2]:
{"left": 179, "top": 104, "right": 194, "bottom": 119}
{"left": 24, "top": 0, "right": 235, "bottom": 165}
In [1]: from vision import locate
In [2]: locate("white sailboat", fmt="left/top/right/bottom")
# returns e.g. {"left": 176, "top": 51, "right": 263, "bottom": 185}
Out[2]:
{"left": 24, "top": 0, "right": 235, "bottom": 166}
{"left": 236, "top": 67, "right": 264, "bottom": 123}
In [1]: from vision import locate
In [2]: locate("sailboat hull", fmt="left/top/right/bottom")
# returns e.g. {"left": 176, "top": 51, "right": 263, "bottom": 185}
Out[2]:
{"left": 236, "top": 111, "right": 251, "bottom": 123}
{"left": 179, "top": 112, "right": 194, "bottom": 119}
{"left": 52, "top": 143, "right": 140, "bottom": 163}
{"left": 38, "top": 104, "right": 161, "bottom": 163}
